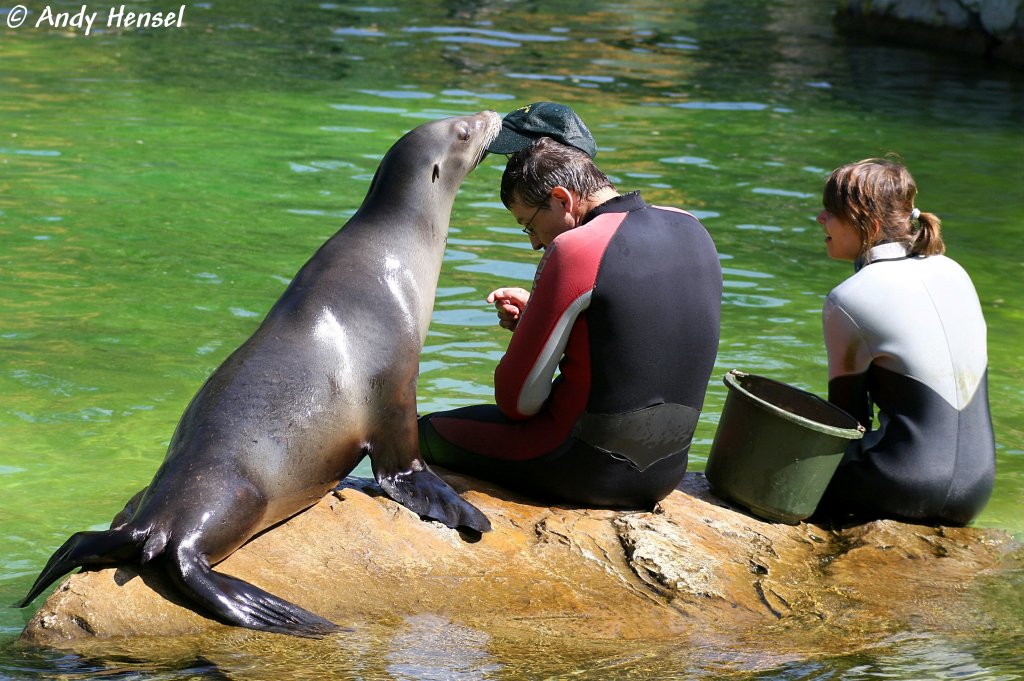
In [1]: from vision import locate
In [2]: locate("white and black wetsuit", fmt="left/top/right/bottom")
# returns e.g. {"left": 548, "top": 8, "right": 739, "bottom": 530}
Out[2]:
{"left": 818, "top": 242, "right": 995, "bottom": 525}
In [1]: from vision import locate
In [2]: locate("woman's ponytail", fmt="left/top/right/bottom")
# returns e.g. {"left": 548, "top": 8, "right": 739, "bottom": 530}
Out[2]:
{"left": 911, "top": 209, "right": 945, "bottom": 256}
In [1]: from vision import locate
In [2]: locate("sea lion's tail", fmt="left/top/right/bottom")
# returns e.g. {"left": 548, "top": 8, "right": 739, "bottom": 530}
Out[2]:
{"left": 16, "top": 527, "right": 340, "bottom": 638}
{"left": 13, "top": 526, "right": 143, "bottom": 607}
{"left": 164, "top": 547, "right": 342, "bottom": 638}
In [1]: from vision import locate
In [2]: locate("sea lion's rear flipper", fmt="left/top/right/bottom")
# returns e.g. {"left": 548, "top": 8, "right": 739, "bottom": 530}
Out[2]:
{"left": 167, "top": 550, "right": 342, "bottom": 639}
{"left": 377, "top": 468, "right": 492, "bottom": 534}
{"left": 14, "top": 527, "right": 140, "bottom": 607}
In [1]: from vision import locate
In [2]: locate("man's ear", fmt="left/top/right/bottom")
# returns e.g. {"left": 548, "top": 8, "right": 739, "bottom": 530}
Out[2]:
{"left": 549, "top": 186, "right": 575, "bottom": 215}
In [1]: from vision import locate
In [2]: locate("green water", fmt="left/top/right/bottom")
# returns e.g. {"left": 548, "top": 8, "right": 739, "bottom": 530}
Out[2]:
{"left": 1, "top": 0, "right": 1022, "bottom": 677}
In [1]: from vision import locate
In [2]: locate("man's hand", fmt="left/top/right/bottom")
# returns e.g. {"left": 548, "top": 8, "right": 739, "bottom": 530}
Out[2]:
{"left": 487, "top": 287, "right": 530, "bottom": 332}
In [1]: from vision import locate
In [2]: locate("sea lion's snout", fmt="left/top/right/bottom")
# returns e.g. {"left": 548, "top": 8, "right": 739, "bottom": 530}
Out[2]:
{"left": 481, "top": 110, "right": 501, "bottom": 145}
{"left": 473, "top": 111, "right": 502, "bottom": 165}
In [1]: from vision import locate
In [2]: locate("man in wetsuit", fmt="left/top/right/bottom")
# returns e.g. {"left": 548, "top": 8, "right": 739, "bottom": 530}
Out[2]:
{"left": 418, "top": 102, "right": 722, "bottom": 508}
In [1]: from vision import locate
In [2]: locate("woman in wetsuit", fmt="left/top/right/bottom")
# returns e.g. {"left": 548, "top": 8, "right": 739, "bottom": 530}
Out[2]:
{"left": 815, "top": 157, "right": 995, "bottom": 525}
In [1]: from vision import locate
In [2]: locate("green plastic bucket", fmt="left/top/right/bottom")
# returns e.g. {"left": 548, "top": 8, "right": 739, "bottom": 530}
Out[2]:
{"left": 705, "top": 370, "right": 865, "bottom": 524}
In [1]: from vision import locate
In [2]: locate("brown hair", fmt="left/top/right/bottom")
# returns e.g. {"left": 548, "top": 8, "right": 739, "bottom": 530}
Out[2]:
{"left": 823, "top": 157, "right": 944, "bottom": 263}
{"left": 500, "top": 136, "right": 615, "bottom": 209}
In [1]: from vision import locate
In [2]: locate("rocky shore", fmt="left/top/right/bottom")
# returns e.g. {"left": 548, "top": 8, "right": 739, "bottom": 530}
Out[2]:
{"left": 836, "top": 0, "right": 1024, "bottom": 64}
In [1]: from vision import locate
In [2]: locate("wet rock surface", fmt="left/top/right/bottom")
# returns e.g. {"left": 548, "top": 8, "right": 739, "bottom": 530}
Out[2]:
{"left": 19, "top": 471, "right": 1020, "bottom": 660}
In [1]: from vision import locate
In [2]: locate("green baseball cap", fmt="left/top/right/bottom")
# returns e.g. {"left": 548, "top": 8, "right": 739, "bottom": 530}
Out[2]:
{"left": 487, "top": 102, "right": 597, "bottom": 158}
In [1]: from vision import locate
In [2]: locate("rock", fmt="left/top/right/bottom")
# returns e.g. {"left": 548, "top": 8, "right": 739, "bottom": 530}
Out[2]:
{"left": 836, "top": 0, "right": 1024, "bottom": 65}
{"left": 979, "top": 0, "right": 1021, "bottom": 33}
{"left": 18, "top": 472, "right": 1020, "bottom": 660}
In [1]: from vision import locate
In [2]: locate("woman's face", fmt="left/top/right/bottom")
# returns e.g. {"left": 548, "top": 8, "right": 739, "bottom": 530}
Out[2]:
{"left": 817, "top": 209, "right": 861, "bottom": 261}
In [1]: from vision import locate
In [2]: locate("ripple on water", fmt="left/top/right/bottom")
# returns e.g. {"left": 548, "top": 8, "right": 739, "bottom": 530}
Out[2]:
{"left": 751, "top": 187, "right": 816, "bottom": 199}
{"left": 193, "top": 272, "right": 222, "bottom": 284}
{"left": 659, "top": 155, "right": 715, "bottom": 168}
{"left": 506, "top": 73, "right": 615, "bottom": 85}
{"left": 455, "top": 259, "right": 538, "bottom": 282}
{"left": 447, "top": 238, "right": 510, "bottom": 248}
{"left": 386, "top": 614, "right": 502, "bottom": 679}
{"left": 669, "top": 102, "right": 770, "bottom": 111}
{"left": 196, "top": 342, "right": 221, "bottom": 356}
{"left": 443, "top": 250, "right": 476, "bottom": 263}
{"left": 441, "top": 89, "right": 516, "bottom": 101}
{"left": 333, "top": 27, "right": 385, "bottom": 37}
{"left": 435, "top": 286, "right": 476, "bottom": 298}
{"left": 435, "top": 36, "right": 521, "bottom": 48}
{"left": 423, "top": 339, "right": 504, "bottom": 366}
{"left": 423, "top": 339, "right": 497, "bottom": 353}
{"left": 422, "top": 377, "right": 493, "bottom": 398}
{"left": 470, "top": 201, "right": 509, "bottom": 211}
{"left": 9, "top": 369, "right": 96, "bottom": 398}
{"left": 229, "top": 308, "right": 260, "bottom": 318}
{"left": 330, "top": 103, "right": 407, "bottom": 114}
{"left": 722, "top": 292, "right": 789, "bottom": 308}
{"left": 288, "top": 160, "right": 359, "bottom": 173}
{"left": 656, "top": 40, "right": 700, "bottom": 51}
{"left": 736, "top": 224, "right": 784, "bottom": 232}
{"left": 715, "top": 349, "right": 799, "bottom": 373}
{"left": 401, "top": 26, "right": 567, "bottom": 45}
{"left": 345, "top": 5, "right": 400, "bottom": 12}
{"left": 285, "top": 209, "right": 355, "bottom": 219}
{"left": 358, "top": 89, "right": 434, "bottom": 100}
{"left": 320, "top": 126, "right": 375, "bottom": 134}
{"left": 722, "top": 266, "right": 775, "bottom": 280}
{"left": 0, "top": 148, "right": 62, "bottom": 157}
{"left": 431, "top": 307, "right": 502, "bottom": 328}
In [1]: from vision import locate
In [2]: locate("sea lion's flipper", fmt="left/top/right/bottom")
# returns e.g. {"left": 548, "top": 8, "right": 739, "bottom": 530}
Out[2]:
{"left": 166, "top": 550, "right": 342, "bottom": 639}
{"left": 14, "top": 527, "right": 140, "bottom": 607}
{"left": 377, "top": 468, "right": 492, "bottom": 533}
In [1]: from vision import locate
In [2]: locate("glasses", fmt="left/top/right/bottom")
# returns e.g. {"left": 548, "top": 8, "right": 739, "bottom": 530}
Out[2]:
{"left": 521, "top": 202, "right": 545, "bottom": 237}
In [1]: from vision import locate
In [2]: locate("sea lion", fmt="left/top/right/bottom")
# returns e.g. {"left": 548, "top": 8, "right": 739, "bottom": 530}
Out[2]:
{"left": 15, "top": 110, "right": 501, "bottom": 637}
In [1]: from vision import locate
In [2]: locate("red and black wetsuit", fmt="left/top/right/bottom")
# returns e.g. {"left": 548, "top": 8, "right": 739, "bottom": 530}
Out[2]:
{"left": 419, "top": 192, "right": 722, "bottom": 507}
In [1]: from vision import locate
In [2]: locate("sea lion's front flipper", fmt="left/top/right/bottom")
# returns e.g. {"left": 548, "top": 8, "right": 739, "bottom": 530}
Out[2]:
{"left": 376, "top": 467, "right": 492, "bottom": 534}
{"left": 370, "top": 409, "right": 492, "bottom": 533}
{"left": 167, "top": 548, "right": 343, "bottom": 639}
